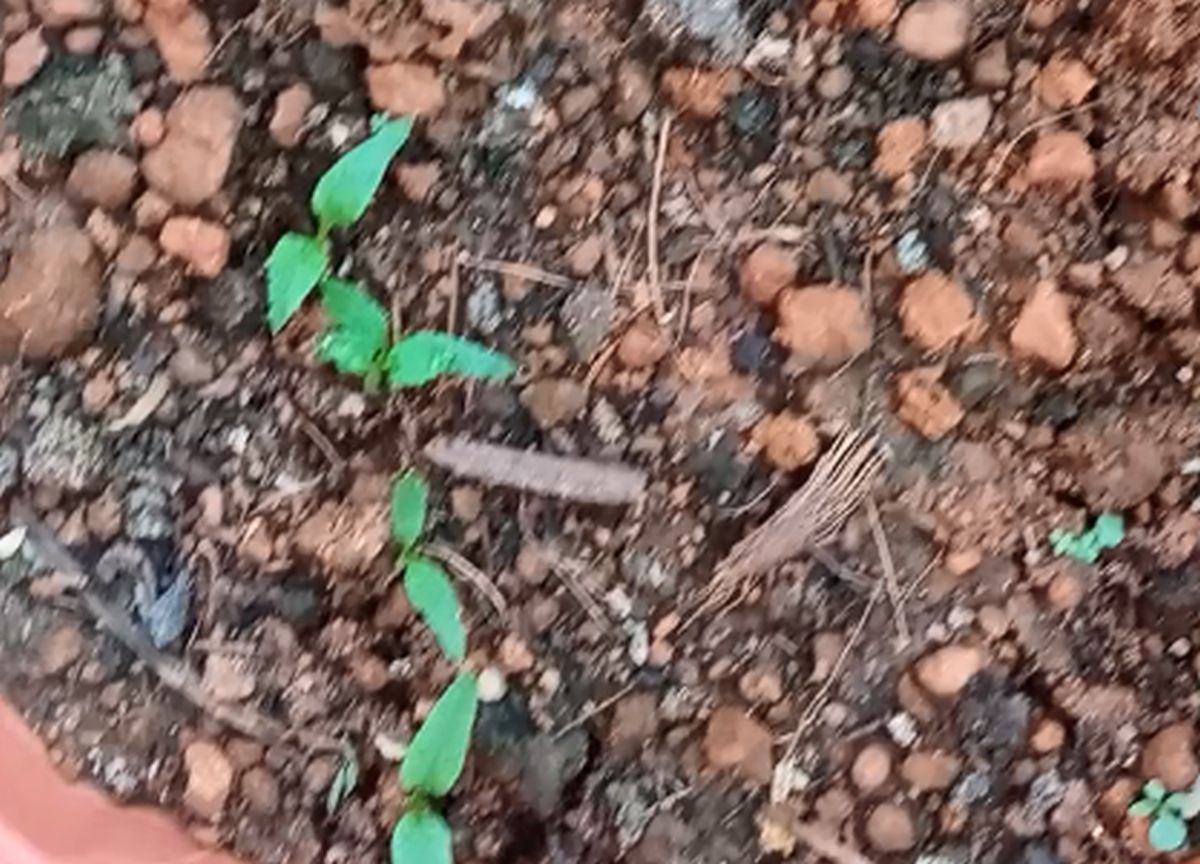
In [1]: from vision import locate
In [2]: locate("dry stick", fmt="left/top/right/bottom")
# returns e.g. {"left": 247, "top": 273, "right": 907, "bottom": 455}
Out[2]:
{"left": 646, "top": 114, "right": 672, "bottom": 325}
{"left": 446, "top": 243, "right": 461, "bottom": 334}
{"left": 462, "top": 257, "right": 577, "bottom": 290}
{"left": 553, "top": 681, "right": 636, "bottom": 738}
{"left": 13, "top": 502, "right": 342, "bottom": 752}
{"left": 865, "top": 496, "right": 910, "bottom": 646}
{"left": 551, "top": 559, "right": 610, "bottom": 626}
{"left": 791, "top": 821, "right": 878, "bottom": 864}
{"left": 981, "top": 98, "right": 1106, "bottom": 193}
{"left": 424, "top": 540, "right": 508, "bottom": 616}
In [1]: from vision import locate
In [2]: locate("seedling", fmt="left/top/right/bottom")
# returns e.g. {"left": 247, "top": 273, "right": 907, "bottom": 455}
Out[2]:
{"left": 1129, "top": 778, "right": 1200, "bottom": 851}
{"left": 325, "top": 742, "right": 360, "bottom": 815}
{"left": 265, "top": 116, "right": 515, "bottom": 389}
{"left": 1049, "top": 511, "right": 1123, "bottom": 564}
{"left": 389, "top": 469, "right": 479, "bottom": 864}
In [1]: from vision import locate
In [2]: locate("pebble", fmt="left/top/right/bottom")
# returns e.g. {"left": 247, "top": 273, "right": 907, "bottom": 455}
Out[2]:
{"left": 240, "top": 767, "right": 279, "bottom": 816}
{"left": 0, "top": 225, "right": 101, "bottom": 359}
{"left": 901, "top": 750, "right": 961, "bottom": 791}
{"left": 1113, "top": 254, "right": 1193, "bottom": 320}
{"left": 396, "top": 162, "right": 440, "bottom": 202}
{"left": 608, "top": 692, "right": 659, "bottom": 755}
{"left": 115, "top": 235, "right": 158, "bottom": 275}
{"left": 914, "top": 644, "right": 984, "bottom": 697}
{"left": 67, "top": 150, "right": 139, "bottom": 209}
{"left": 1035, "top": 56, "right": 1095, "bottom": 110}
{"left": 774, "top": 285, "right": 871, "bottom": 366}
{"left": 131, "top": 108, "right": 165, "bottom": 148}
{"left": 751, "top": 411, "right": 820, "bottom": 471}
{"left": 566, "top": 234, "right": 604, "bottom": 277}
{"left": 159, "top": 216, "right": 230, "bottom": 278}
{"left": 64, "top": 25, "right": 103, "bottom": 53}
{"left": 851, "top": 743, "right": 892, "bottom": 792}
{"left": 268, "top": 82, "right": 313, "bottom": 148}
{"left": 900, "top": 270, "right": 976, "bottom": 352}
{"left": 972, "top": 38, "right": 1011, "bottom": 89}
{"left": 816, "top": 65, "right": 852, "bottom": 100}
{"left": 740, "top": 243, "right": 797, "bottom": 306}
{"left": 930, "top": 97, "right": 992, "bottom": 149}
{"left": 477, "top": 666, "right": 508, "bottom": 702}
{"left": 3, "top": 27, "right": 48, "bottom": 88}
{"left": 465, "top": 277, "right": 501, "bottom": 334}
{"left": 499, "top": 634, "right": 535, "bottom": 673}
{"left": 1010, "top": 281, "right": 1077, "bottom": 369}
{"left": 31, "top": 0, "right": 101, "bottom": 26}
{"left": 561, "top": 286, "right": 614, "bottom": 359}
{"left": 617, "top": 318, "right": 667, "bottom": 369}
{"left": 894, "top": 0, "right": 970, "bottom": 61}
{"left": 1029, "top": 718, "right": 1065, "bottom": 753}
{"left": 873, "top": 117, "right": 927, "bottom": 179}
{"left": 366, "top": 61, "right": 446, "bottom": 115}
{"left": 144, "top": 2, "right": 212, "bottom": 83}
{"left": 856, "top": 0, "right": 896, "bottom": 26}
{"left": 661, "top": 66, "right": 737, "bottom": 118}
{"left": 40, "top": 624, "right": 85, "bottom": 675}
{"left": 201, "top": 653, "right": 255, "bottom": 702}
{"left": 521, "top": 378, "right": 587, "bottom": 429}
{"left": 142, "top": 86, "right": 242, "bottom": 207}
{"left": 559, "top": 84, "right": 600, "bottom": 125}
{"left": 806, "top": 167, "right": 853, "bottom": 205}
{"left": 866, "top": 802, "right": 917, "bottom": 852}
{"left": 1025, "top": 131, "right": 1096, "bottom": 186}
{"left": 894, "top": 367, "right": 964, "bottom": 440}
{"left": 183, "top": 740, "right": 235, "bottom": 821}
{"left": 612, "top": 59, "right": 653, "bottom": 125}
{"left": 1142, "top": 722, "right": 1198, "bottom": 791}
{"left": 703, "top": 706, "right": 773, "bottom": 785}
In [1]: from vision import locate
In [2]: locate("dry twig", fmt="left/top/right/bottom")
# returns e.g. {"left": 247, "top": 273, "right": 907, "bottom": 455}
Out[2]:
{"left": 981, "top": 98, "right": 1105, "bottom": 193}
{"left": 462, "top": 257, "right": 576, "bottom": 290}
{"left": 646, "top": 114, "right": 672, "bottom": 325}
{"left": 553, "top": 681, "right": 636, "bottom": 738}
{"left": 865, "top": 496, "right": 910, "bottom": 646}
{"left": 424, "top": 540, "right": 508, "bottom": 616}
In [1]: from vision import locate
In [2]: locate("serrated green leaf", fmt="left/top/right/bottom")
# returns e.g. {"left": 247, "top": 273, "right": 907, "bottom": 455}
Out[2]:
{"left": 400, "top": 672, "right": 478, "bottom": 796}
{"left": 390, "top": 470, "right": 428, "bottom": 550}
{"left": 1149, "top": 812, "right": 1188, "bottom": 851}
{"left": 386, "top": 330, "right": 516, "bottom": 388}
{"left": 403, "top": 556, "right": 465, "bottom": 661}
{"left": 312, "top": 116, "right": 413, "bottom": 230}
{"left": 1128, "top": 798, "right": 1159, "bottom": 818}
{"left": 390, "top": 809, "right": 451, "bottom": 864}
{"left": 325, "top": 746, "right": 359, "bottom": 815}
{"left": 316, "top": 278, "right": 390, "bottom": 375}
{"left": 1145, "top": 779, "right": 1168, "bottom": 802}
{"left": 266, "top": 232, "right": 328, "bottom": 332}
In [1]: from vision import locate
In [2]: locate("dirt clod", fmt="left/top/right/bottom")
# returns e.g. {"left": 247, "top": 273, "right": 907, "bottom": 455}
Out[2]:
{"left": 608, "top": 692, "right": 658, "bottom": 755}
{"left": 774, "top": 285, "right": 871, "bottom": 365}
{"left": 1113, "top": 253, "right": 1194, "bottom": 321}
{"left": 1026, "top": 132, "right": 1096, "bottom": 186}
{"left": 900, "top": 750, "right": 961, "bottom": 791}
{"left": 703, "top": 706, "right": 773, "bottom": 786}
{"left": 40, "top": 624, "right": 85, "bottom": 675}
{"left": 865, "top": 802, "right": 916, "bottom": 852}
{"left": 142, "top": 86, "right": 241, "bottom": 207}
{"left": 914, "top": 644, "right": 983, "bottom": 697}
{"left": 159, "top": 216, "right": 230, "bottom": 278}
{"left": 521, "top": 378, "right": 588, "bottom": 429}
{"left": 661, "top": 67, "right": 737, "bottom": 118}
{"left": 873, "top": 117, "right": 926, "bottom": 179}
{"left": 144, "top": 2, "right": 211, "bottom": 82}
{"left": 617, "top": 318, "right": 668, "bottom": 369}
{"left": 894, "top": 367, "right": 964, "bottom": 440}
{"left": 751, "top": 411, "right": 820, "bottom": 471}
{"left": 4, "top": 27, "right": 48, "bottom": 88}
{"left": 67, "top": 149, "right": 139, "bottom": 209}
{"left": 740, "top": 243, "right": 797, "bottom": 306}
{"left": 366, "top": 62, "right": 446, "bottom": 115}
{"left": 1010, "top": 281, "right": 1076, "bottom": 369}
{"left": 268, "top": 83, "right": 312, "bottom": 148}
{"left": 612, "top": 59, "right": 653, "bottom": 125}
{"left": 894, "top": 0, "right": 970, "bottom": 61}
{"left": 1036, "top": 56, "right": 1096, "bottom": 109}
{"left": 930, "top": 97, "right": 992, "bottom": 149}
{"left": 900, "top": 270, "right": 976, "bottom": 352}
{"left": 1142, "top": 722, "right": 1198, "bottom": 791}
{"left": 183, "top": 740, "right": 235, "bottom": 821}
{"left": 851, "top": 743, "right": 892, "bottom": 793}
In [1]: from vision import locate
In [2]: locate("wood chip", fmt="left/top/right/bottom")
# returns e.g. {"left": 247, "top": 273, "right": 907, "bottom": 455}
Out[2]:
{"left": 424, "top": 436, "right": 646, "bottom": 505}
{"left": 109, "top": 372, "right": 170, "bottom": 431}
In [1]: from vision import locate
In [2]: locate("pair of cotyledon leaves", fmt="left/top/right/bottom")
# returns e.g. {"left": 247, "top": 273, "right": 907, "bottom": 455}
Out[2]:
{"left": 265, "top": 117, "right": 513, "bottom": 388}
{"left": 390, "top": 470, "right": 478, "bottom": 864}
{"left": 1129, "top": 778, "right": 1200, "bottom": 852}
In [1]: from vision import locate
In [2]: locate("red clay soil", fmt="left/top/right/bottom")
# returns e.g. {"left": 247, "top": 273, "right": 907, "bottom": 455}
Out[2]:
{"left": 0, "top": 697, "right": 241, "bottom": 864}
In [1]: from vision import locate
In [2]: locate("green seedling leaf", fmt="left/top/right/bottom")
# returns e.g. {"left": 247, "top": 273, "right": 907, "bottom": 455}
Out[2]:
{"left": 325, "top": 745, "right": 360, "bottom": 815}
{"left": 267, "top": 232, "right": 328, "bottom": 332}
{"left": 1128, "top": 798, "right": 1159, "bottom": 818}
{"left": 386, "top": 330, "right": 516, "bottom": 388}
{"left": 1049, "top": 511, "right": 1124, "bottom": 564}
{"left": 1168, "top": 786, "right": 1200, "bottom": 819}
{"left": 312, "top": 116, "right": 413, "bottom": 231}
{"left": 316, "top": 278, "right": 390, "bottom": 376}
{"left": 1149, "top": 812, "right": 1188, "bottom": 851}
{"left": 400, "top": 671, "right": 478, "bottom": 796}
{"left": 403, "top": 556, "right": 465, "bottom": 661}
{"left": 390, "top": 470, "right": 428, "bottom": 551}
{"left": 390, "top": 809, "right": 451, "bottom": 864}
{"left": 1145, "top": 779, "right": 1168, "bottom": 802}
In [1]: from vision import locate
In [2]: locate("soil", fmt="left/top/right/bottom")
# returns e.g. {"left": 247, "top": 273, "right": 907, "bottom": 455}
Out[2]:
{"left": 2, "top": 1, "right": 1200, "bottom": 863}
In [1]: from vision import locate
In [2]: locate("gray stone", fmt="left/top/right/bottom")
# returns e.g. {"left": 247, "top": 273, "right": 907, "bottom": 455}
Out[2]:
{"left": 518, "top": 730, "right": 589, "bottom": 818}
{"left": 24, "top": 409, "right": 105, "bottom": 490}
{"left": 561, "top": 286, "right": 614, "bottom": 360}
{"left": 7, "top": 55, "right": 135, "bottom": 156}
{"left": 0, "top": 443, "right": 20, "bottom": 495}
{"left": 126, "top": 485, "right": 173, "bottom": 540}
{"left": 465, "top": 276, "right": 502, "bottom": 336}
{"left": 643, "top": 0, "right": 749, "bottom": 60}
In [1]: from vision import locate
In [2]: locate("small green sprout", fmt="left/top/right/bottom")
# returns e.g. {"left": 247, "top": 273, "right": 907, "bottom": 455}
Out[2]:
{"left": 1049, "top": 511, "right": 1124, "bottom": 564}
{"left": 388, "top": 469, "right": 480, "bottom": 864}
{"left": 1129, "top": 778, "right": 1200, "bottom": 851}
{"left": 266, "top": 117, "right": 515, "bottom": 389}
{"left": 325, "top": 742, "right": 360, "bottom": 815}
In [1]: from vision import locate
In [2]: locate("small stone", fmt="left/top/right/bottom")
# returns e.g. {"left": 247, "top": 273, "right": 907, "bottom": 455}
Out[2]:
{"left": 1142, "top": 722, "right": 1198, "bottom": 791}
{"left": 703, "top": 706, "right": 773, "bottom": 786}
{"left": 915, "top": 644, "right": 984, "bottom": 697}
{"left": 477, "top": 666, "right": 507, "bottom": 702}
{"left": 1036, "top": 56, "right": 1096, "bottom": 110}
{"left": 661, "top": 67, "right": 736, "bottom": 118}
{"left": 3, "top": 27, "right": 48, "bottom": 88}
{"left": 894, "top": 0, "right": 970, "bottom": 61}
{"left": 562, "top": 285, "right": 615, "bottom": 359}
{"left": 240, "top": 767, "right": 279, "bottom": 816}
{"left": 395, "top": 162, "right": 439, "bottom": 202}
{"left": 521, "top": 378, "right": 587, "bottom": 428}
{"left": 751, "top": 411, "right": 820, "bottom": 471}
{"left": 806, "top": 167, "right": 852, "bottom": 205}
{"left": 449, "top": 485, "right": 482, "bottom": 522}
{"left": 816, "top": 65, "right": 852, "bottom": 100}
{"left": 144, "top": 3, "right": 212, "bottom": 83}
{"left": 900, "top": 270, "right": 976, "bottom": 351}
{"left": 740, "top": 243, "right": 797, "bottom": 306}
{"left": 865, "top": 802, "right": 916, "bottom": 852}
{"left": 930, "top": 97, "right": 992, "bottom": 149}
{"left": 559, "top": 84, "right": 600, "bottom": 125}
{"left": 851, "top": 743, "right": 892, "bottom": 792}
{"left": 973, "top": 38, "right": 1011, "bottom": 89}
{"left": 183, "top": 740, "right": 235, "bottom": 821}
{"left": 268, "top": 82, "right": 313, "bottom": 148}
{"left": 499, "top": 634, "right": 535, "bottom": 672}
{"left": 63, "top": 25, "right": 103, "bottom": 53}
{"left": 67, "top": 150, "right": 139, "bottom": 209}
{"left": 738, "top": 667, "right": 783, "bottom": 704}
{"left": 116, "top": 234, "right": 158, "bottom": 275}
{"left": 85, "top": 209, "right": 121, "bottom": 258}
{"left": 1113, "top": 254, "right": 1193, "bottom": 321}
{"left": 873, "top": 117, "right": 927, "bottom": 179}
{"left": 901, "top": 750, "right": 961, "bottom": 791}
{"left": 612, "top": 59, "right": 653, "bottom": 124}
{"left": 142, "top": 86, "right": 242, "bottom": 207}
{"left": 131, "top": 108, "right": 165, "bottom": 147}
{"left": 608, "top": 692, "right": 658, "bottom": 755}
{"left": 0, "top": 225, "right": 101, "bottom": 359}
{"left": 366, "top": 61, "right": 446, "bottom": 115}
{"left": 774, "top": 285, "right": 871, "bottom": 365}
{"left": 1026, "top": 131, "right": 1095, "bottom": 186}
{"left": 1010, "top": 281, "right": 1077, "bottom": 369}
{"left": 40, "top": 624, "right": 85, "bottom": 674}
{"left": 566, "top": 233, "right": 604, "bottom": 277}
{"left": 1029, "top": 718, "right": 1065, "bottom": 753}
{"left": 201, "top": 653, "right": 255, "bottom": 702}
{"left": 159, "top": 216, "right": 230, "bottom": 277}
{"left": 617, "top": 318, "right": 667, "bottom": 369}
{"left": 894, "top": 367, "right": 964, "bottom": 440}
{"left": 32, "top": 0, "right": 101, "bottom": 26}
{"left": 350, "top": 652, "right": 389, "bottom": 692}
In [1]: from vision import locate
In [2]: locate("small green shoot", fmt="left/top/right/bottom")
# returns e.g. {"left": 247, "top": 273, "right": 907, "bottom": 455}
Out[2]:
{"left": 1049, "top": 511, "right": 1124, "bottom": 564}
{"left": 1129, "top": 778, "right": 1200, "bottom": 851}
{"left": 390, "top": 470, "right": 429, "bottom": 553}
{"left": 399, "top": 671, "right": 478, "bottom": 796}
{"left": 325, "top": 743, "right": 360, "bottom": 815}
{"left": 266, "top": 233, "right": 328, "bottom": 333}
{"left": 392, "top": 809, "right": 453, "bottom": 864}
{"left": 386, "top": 330, "right": 517, "bottom": 388}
